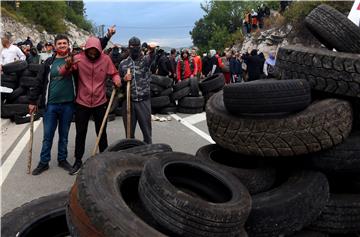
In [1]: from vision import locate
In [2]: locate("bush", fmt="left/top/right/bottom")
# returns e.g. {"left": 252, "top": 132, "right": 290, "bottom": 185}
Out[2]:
{"left": 285, "top": 1, "right": 353, "bottom": 24}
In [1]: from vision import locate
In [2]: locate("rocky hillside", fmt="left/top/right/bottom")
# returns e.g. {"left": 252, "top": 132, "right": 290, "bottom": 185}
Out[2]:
{"left": 0, "top": 16, "right": 91, "bottom": 50}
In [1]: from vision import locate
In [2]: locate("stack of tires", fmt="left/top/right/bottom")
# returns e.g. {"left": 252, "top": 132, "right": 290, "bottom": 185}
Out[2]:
{"left": 150, "top": 75, "right": 177, "bottom": 114}
{"left": 66, "top": 142, "right": 252, "bottom": 237}
{"left": 203, "top": 4, "right": 360, "bottom": 236}
{"left": 1, "top": 61, "right": 43, "bottom": 124}
{"left": 199, "top": 73, "right": 225, "bottom": 104}
{"left": 174, "top": 77, "right": 205, "bottom": 114}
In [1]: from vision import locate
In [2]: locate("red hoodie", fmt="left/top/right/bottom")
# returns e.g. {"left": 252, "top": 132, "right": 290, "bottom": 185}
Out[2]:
{"left": 61, "top": 37, "right": 120, "bottom": 107}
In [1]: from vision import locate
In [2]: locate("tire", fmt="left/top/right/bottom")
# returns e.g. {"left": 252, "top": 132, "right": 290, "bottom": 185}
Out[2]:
{"left": 150, "top": 83, "right": 165, "bottom": 95}
{"left": 276, "top": 45, "right": 360, "bottom": 98}
{"left": 305, "top": 4, "right": 360, "bottom": 53}
{"left": 179, "top": 96, "right": 205, "bottom": 108}
{"left": 1, "top": 104, "right": 28, "bottom": 119}
{"left": 1, "top": 191, "right": 70, "bottom": 237}
{"left": 2, "top": 60, "right": 28, "bottom": 74}
{"left": 308, "top": 131, "right": 360, "bottom": 174}
{"left": 139, "top": 154, "right": 252, "bottom": 237}
{"left": 223, "top": 79, "right": 311, "bottom": 114}
{"left": 105, "top": 138, "right": 146, "bottom": 152}
{"left": 21, "top": 69, "right": 37, "bottom": 77}
{"left": 160, "top": 88, "right": 172, "bottom": 96}
{"left": 107, "top": 113, "right": 116, "bottom": 122}
{"left": 199, "top": 73, "right": 225, "bottom": 94}
{"left": 291, "top": 230, "right": 328, "bottom": 237}
{"left": 1, "top": 73, "right": 18, "bottom": 82}
{"left": 67, "top": 153, "right": 167, "bottom": 237}
{"left": 195, "top": 144, "right": 276, "bottom": 194}
{"left": 14, "top": 112, "right": 41, "bottom": 124}
{"left": 19, "top": 76, "right": 41, "bottom": 88}
{"left": 189, "top": 77, "right": 200, "bottom": 97}
{"left": 173, "top": 79, "right": 190, "bottom": 91}
{"left": 310, "top": 194, "right": 360, "bottom": 234}
{"left": 14, "top": 95, "right": 30, "bottom": 104}
{"left": 151, "top": 96, "right": 170, "bottom": 108}
{"left": 151, "top": 75, "right": 173, "bottom": 88}
{"left": 177, "top": 106, "right": 203, "bottom": 114}
{"left": 122, "top": 143, "right": 173, "bottom": 157}
{"left": 1, "top": 81, "right": 17, "bottom": 89}
{"left": 327, "top": 173, "right": 360, "bottom": 194}
{"left": 5, "top": 87, "right": 25, "bottom": 103}
{"left": 158, "top": 106, "right": 177, "bottom": 114}
{"left": 28, "top": 63, "right": 45, "bottom": 74}
{"left": 172, "top": 86, "right": 191, "bottom": 100}
{"left": 245, "top": 171, "right": 329, "bottom": 237}
{"left": 206, "top": 91, "right": 353, "bottom": 157}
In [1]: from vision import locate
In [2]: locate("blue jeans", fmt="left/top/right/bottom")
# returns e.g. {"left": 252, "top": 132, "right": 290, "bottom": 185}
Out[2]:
{"left": 40, "top": 102, "right": 74, "bottom": 164}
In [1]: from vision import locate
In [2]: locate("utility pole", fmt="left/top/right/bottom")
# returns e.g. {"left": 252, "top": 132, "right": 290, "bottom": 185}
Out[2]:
{"left": 100, "top": 24, "right": 105, "bottom": 37}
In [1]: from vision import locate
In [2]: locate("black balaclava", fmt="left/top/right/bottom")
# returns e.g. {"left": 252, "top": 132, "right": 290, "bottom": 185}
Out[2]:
{"left": 128, "top": 36, "right": 141, "bottom": 60}
{"left": 85, "top": 48, "right": 100, "bottom": 61}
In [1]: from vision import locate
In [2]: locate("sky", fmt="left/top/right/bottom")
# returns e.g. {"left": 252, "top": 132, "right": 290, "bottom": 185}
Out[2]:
{"left": 83, "top": 1, "right": 205, "bottom": 48}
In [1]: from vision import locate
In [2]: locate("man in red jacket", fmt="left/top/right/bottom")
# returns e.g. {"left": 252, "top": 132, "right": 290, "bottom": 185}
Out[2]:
{"left": 61, "top": 36, "right": 121, "bottom": 175}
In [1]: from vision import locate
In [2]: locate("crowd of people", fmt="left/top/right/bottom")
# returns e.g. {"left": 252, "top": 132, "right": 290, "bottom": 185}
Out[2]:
{"left": 0, "top": 26, "right": 277, "bottom": 176}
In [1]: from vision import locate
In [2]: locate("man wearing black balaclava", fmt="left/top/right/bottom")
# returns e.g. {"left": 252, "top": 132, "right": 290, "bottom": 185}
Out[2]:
{"left": 118, "top": 37, "right": 152, "bottom": 144}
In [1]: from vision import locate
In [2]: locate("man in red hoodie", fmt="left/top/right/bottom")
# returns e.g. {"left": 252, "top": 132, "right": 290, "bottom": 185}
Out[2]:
{"left": 62, "top": 36, "right": 120, "bottom": 175}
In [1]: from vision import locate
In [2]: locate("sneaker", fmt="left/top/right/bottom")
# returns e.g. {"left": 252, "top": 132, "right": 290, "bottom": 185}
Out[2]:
{"left": 58, "top": 160, "right": 72, "bottom": 172}
{"left": 69, "top": 161, "right": 82, "bottom": 175}
{"left": 32, "top": 163, "right": 49, "bottom": 176}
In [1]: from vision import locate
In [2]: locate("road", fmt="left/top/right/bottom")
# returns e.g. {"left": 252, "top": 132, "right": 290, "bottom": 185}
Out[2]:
{"left": 1, "top": 112, "right": 213, "bottom": 215}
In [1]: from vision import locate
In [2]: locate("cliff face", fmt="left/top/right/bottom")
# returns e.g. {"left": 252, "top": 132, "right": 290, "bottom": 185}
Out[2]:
{"left": 0, "top": 16, "right": 91, "bottom": 50}
{"left": 233, "top": 13, "right": 322, "bottom": 57}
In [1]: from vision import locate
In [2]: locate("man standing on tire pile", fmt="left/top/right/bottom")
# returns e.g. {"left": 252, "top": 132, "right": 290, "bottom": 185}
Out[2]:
{"left": 61, "top": 29, "right": 121, "bottom": 175}
{"left": 118, "top": 37, "right": 152, "bottom": 144}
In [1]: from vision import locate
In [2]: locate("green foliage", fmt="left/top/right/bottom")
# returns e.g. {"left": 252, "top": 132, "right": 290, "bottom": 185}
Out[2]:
{"left": 1, "top": 0, "right": 92, "bottom": 33}
{"left": 65, "top": 7, "right": 93, "bottom": 32}
{"left": 191, "top": 0, "right": 272, "bottom": 52}
{"left": 284, "top": 1, "right": 353, "bottom": 24}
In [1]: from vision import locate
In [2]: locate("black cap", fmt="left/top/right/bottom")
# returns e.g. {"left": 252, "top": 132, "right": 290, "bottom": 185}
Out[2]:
{"left": 128, "top": 37, "right": 140, "bottom": 47}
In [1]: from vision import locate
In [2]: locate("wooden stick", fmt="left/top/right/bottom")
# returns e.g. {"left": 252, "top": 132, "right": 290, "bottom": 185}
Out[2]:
{"left": 92, "top": 87, "right": 116, "bottom": 156}
{"left": 126, "top": 68, "right": 131, "bottom": 138}
{"left": 27, "top": 112, "right": 34, "bottom": 174}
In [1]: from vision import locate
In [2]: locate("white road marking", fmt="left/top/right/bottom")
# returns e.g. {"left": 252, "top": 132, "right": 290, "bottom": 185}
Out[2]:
{"left": 182, "top": 112, "right": 207, "bottom": 125}
{"left": 1, "top": 119, "right": 42, "bottom": 186}
{"left": 170, "top": 114, "right": 215, "bottom": 144}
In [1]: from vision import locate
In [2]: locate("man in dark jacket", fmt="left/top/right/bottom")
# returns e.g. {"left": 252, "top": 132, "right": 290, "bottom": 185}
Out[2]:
{"left": 29, "top": 34, "right": 75, "bottom": 175}
{"left": 245, "top": 49, "right": 263, "bottom": 81}
{"left": 169, "top": 48, "right": 177, "bottom": 80}
{"left": 230, "top": 52, "right": 242, "bottom": 83}
{"left": 155, "top": 49, "right": 172, "bottom": 76}
{"left": 110, "top": 45, "right": 122, "bottom": 69}
{"left": 118, "top": 37, "right": 152, "bottom": 144}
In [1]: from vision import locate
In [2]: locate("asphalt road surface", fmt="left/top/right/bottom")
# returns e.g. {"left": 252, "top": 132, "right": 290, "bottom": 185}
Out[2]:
{"left": 1, "top": 112, "right": 213, "bottom": 215}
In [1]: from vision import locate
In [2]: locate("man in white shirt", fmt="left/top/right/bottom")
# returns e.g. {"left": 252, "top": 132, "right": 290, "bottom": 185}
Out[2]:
{"left": 0, "top": 35, "right": 26, "bottom": 72}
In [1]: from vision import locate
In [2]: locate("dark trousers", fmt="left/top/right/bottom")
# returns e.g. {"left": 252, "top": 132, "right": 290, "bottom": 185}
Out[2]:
{"left": 75, "top": 103, "right": 108, "bottom": 161}
{"left": 122, "top": 99, "right": 152, "bottom": 144}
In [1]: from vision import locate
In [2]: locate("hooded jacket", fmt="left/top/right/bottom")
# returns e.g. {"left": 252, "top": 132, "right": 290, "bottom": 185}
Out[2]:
{"left": 61, "top": 37, "right": 120, "bottom": 108}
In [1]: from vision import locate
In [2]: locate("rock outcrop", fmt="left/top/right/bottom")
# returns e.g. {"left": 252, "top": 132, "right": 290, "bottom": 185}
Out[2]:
{"left": 0, "top": 16, "right": 91, "bottom": 50}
